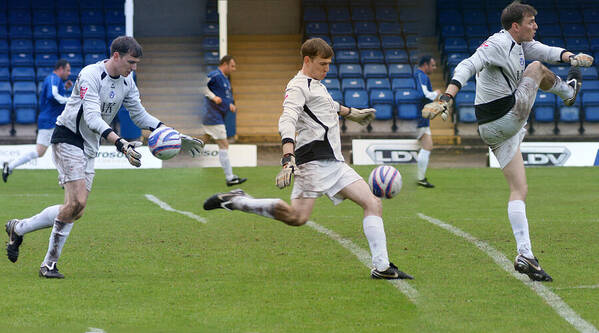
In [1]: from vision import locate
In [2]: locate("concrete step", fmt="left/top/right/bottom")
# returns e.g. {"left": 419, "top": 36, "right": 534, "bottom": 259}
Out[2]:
{"left": 138, "top": 36, "right": 203, "bottom": 43}
{"left": 138, "top": 65, "right": 204, "bottom": 74}
{"left": 230, "top": 34, "right": 300, "bottom": 42}
{"left": 138, "top": 72, "right": 207, "bottom": 80}
{"left": 141, "top": 94, "right": 202, "bottom": 103}
{"left": 235, "top": 91, "right": 283, "bottom": 100}
{"left": 230, "top": 40, "right": 300, "bottom": 49}
{"left": 228, "top": 48, "right": 300, "bottom": 56}
{"left": 140, "top": 86, "right": 202, "bottom": 95}
{"left": 141, "top": 57, "right": 204, "bottom": 65}
{"left": 142, "top": 43, "right": 203, "bottom": 52}
{"left": 234, "top": 55, "right": 300, "bottom": 64}
{"left": 139, "top": 79, "right": 205, "bottom": 88}
{"left": 232, "top": 71, "right": 296, "bottom": 80}
{"left": 234, "top": 85, "right": 286, "bottom": 94}
{"left": 143, "top": 50, "right": 204, "bottom": 58}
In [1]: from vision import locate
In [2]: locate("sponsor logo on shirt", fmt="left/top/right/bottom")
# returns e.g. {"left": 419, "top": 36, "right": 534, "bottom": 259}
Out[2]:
{"left": 80, "top": 87, "right": 88, "bottom": 99}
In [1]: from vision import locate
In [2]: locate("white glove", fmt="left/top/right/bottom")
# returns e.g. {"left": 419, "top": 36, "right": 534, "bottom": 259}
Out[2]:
{"left": 422, "top": 93, "right": 452, "bottom": 120}
{"left": 275, "top": 154, "right": 296, "bottom": 189}
{"left": 570, "top": 53, "right": 594, "bottom": 67}
{"left": 115, "top": 138, "right": 142, "bottom": 167}
{"left": 345, "top": 107, "right": 376, "bottom": 125}
{"left": 180, "top": 134, "right": 204, "bottom": 157}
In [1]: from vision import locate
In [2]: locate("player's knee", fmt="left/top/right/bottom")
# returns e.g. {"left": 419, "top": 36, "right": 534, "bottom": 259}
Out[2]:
{"left": 365, "top": 195, "right": 382, "bottom": 214}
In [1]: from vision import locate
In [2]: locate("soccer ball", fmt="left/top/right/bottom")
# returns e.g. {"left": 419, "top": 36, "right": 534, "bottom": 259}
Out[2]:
{"left": 368, "top": 165, "right": 402, "bottom": 199}
{"left": 148, "top": 127, "right": 181, "bottom": 160}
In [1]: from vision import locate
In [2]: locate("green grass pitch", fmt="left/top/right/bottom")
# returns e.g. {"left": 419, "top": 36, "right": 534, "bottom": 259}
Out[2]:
{"left": 0, "top": 164, "right": 597, "bottom": 332}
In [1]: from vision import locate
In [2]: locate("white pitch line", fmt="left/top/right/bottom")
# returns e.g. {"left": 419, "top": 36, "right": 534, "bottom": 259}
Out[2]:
{"left": 417, "top": 213, "right": 598, "bottom": 333}
{"left": 306, "top": 221, "right": 419, "bottom": 304}
{"left": 145, "top": 194, "right": 207, "bottom": 224}
{"left": 553, "top": 284, "right": 599, "bottom": 290}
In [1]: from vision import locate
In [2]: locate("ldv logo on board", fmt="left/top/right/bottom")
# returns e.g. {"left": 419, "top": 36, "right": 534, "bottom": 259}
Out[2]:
{"left": 522, "top": 146, "right": 571, "bottom": 166}
{"left": 366, "top": 144, "right": 418, "bottom": 164}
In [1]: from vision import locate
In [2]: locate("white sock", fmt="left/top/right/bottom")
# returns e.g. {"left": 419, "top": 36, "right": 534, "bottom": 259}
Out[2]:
{"left": 15, "top": 205, "right": 60, "bottom": 236}
{"left": 219, "top": 149, "right": 234, "bottom": 181}
{"left": 230, "top": 197, "right": 280, "bottom": 219}
{"left": 42, "top": 220, "right": 74, "bottom": 267}
{"left": 417, "top": 148, "right": 431, "bottom": 180}
{"left": 546, "top": 74, "right": 574, "bottom": 100}
{"left": 508, "top": 200, "right": 534, "bottom": 258}
{"left": 8, "top": 150, "right": 38, "bottom": 171}
{"left": 363, "top": 215, "right": 390, "bottom": 271}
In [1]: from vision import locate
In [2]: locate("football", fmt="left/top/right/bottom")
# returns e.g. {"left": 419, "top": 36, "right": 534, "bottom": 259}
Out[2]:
{"left": 368, "top": 165, "right": 402, "bottom": 199}
{"left": 148, "top": 127, "right": 181, "bottom": 160}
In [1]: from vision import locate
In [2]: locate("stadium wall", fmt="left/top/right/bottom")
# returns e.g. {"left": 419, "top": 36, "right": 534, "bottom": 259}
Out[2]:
{"left": 228, "top": 0, "right": 301, "bottom": 34}
{"left": 134, "top": 0, "right": 207, "bottom": 37}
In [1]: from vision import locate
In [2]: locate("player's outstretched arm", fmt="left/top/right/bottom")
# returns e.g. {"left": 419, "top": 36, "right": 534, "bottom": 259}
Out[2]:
{"left": 103, "top": 130, "right": 142, "bottom": 167}
{"left": 153, "top": 123, "right": 205, "bottom": 158}
{"left": 340, "top": 105, "right": 376, "bottom": 125}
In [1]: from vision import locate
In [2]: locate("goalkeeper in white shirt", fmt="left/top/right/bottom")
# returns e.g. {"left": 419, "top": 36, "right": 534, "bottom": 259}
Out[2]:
{"left": 422, "top": 1, "right": 593, "bottom": 282}
{"left": 5, "top": 36, "right": 204, "bottom": 278}
{"left": 204, "top": 38, "right": 413, "bottom": 280}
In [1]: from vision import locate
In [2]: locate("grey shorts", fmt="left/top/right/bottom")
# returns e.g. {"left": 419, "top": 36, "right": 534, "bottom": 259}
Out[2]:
{"left": 36, "top": 128, "right": 54, "bottom": 146}
{"left": 52, "top": 143, "right": 95, "bottom": 192}
{"left": 478, "top": 76, "right": 539, "bottom": 168}
{"left": 291, "top": 160, "right": 363, "bottom": 205}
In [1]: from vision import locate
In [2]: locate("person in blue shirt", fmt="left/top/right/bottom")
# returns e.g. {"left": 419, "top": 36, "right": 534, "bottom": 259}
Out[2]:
{"left": 201, "top": 55, "right": 246, "bottom": 186}
{"left": 414, "top": 56, "right": 441, "bottom": 188}
{"left": 3, "top": 59, "right": 72, "bottom": 183}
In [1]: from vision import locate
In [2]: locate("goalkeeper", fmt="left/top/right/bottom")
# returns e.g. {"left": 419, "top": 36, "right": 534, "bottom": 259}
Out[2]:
{"left": 204, "top": 38, "right": 412, "bottom": 280}
{"left": 421, "top": 2, "right": 593, "bottom": 282}
{"left": 5, "top": 36, "right": 204, "bottom": 278}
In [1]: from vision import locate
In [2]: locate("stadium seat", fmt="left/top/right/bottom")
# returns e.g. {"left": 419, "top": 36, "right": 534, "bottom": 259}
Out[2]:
{"left": 537, "top": 24, "right": 561, "bottom": 38}
{"left": 441, "top": 25, "right": 465, "bottom": 38}
{"left": 344, "top": 89, "right": 369, "bottom": 108}
{"left": 351, "top": 7, "right": 374, "bottom": 21}
{"left": 446, "top": 53, "right": 468, "bottom": 67}
{"left": 582, "top": 80, "right": 599, "bottom": 92}
{"left": 438, "top": 9, "right": 463, "bottom": 25}
{"left": 341, "top": 78, "right": 365, "bottom": 91}
{"left": 443, "top": 38, "right": 468, "bottom": 53}
{"left": 559, "top": 9, "right": 582, "bottom": 24}
{"left": 330, "top": 23, "right": 353, "bottom": 36}
{"left": 541, "top": 37, "right": 565, "bottom": 48}
{"left": 558, "top": 96, "right": 581, "bottom": 122}
{"left": 392, "top": 78, "right": 416, "bottom": 90}
{"left": 105, "top": 8, "right": 126, "bottom": 25}
{"left": 13, "top": 81, "right": 36, "bottom": 94}
{"left": 378, "top": 35, "right": 402, "bottom": 49}
{"left": 388, "top": 64, "right": 412, "bottom": 78}
{"left": 9, "top": 25, "right": 32, "bottom": 38}
{"left": 201, "top": 37, "right": 218, "bottom": 51}
{"left": 338, "top": 64, "right": 362, "bottom": 79}
{"left": 581, "top": 67, "right": 599, "bottom": 80}
{"left": 58, "top": 25, "right": 82, "bottom": 39}
{"left": 59, "top": 39, "right": 82, "bottom": 54}
{"left": 11, "top": 53, "right": 34, "bottom": 67}
{"left": 378, "top": 22, "right": 402, "bottom": 35}
{"left": 383, "top": 49, "right": 408, "bottom": 64}
{"left": 69, "top": 66, "right": 81, "bottom": 81}
{"left": 322, "top": 78, "right": 341, "bottom": 91}
{"left": 583, "top": 9, "right": 599, "bottom": 23}
{"left": 33, "top": 25, "right": 56, "bottom": 39}
{"left": 33, "top": 10, "right": 55, "bottom": 25}
{"left": 360, "top": 50, "right": 384, "bottom": 64}
{"left": 335, "top": 50, "right": 359, "bottom": 64}
{"left": 357, "top": 35, "right": 381, "bottom": 49}
{"left": 35, "top": 53, "right": 57, "bottom": 67}
{"left": 468, "top": 38, "right": 485, "bottom": 53}
{"left": 35, "top": 39, "right": 57, "bottom": 54}
{"left": 205, "top": 7, "right": 217, "bottom": 23}
{"left": 0, "top": 82, "right": 12, "bottom": 94}
{"left": 591, "top": 38, "right": 599, "bottom": 52}
{"left": 83, "top": 24, "right": 106, "bottom": 39}
{"left": 84, "top": 53, "right": 104, "bottom": 65}
{"left": 328, "top": 89, "right": 343, "bottom": 103}
{"left": 370, "top": 89, "right": 394, "bottom": 119}
{"left": 36, "top": 67, "right": 52, "bottom": 82}
{"left": 8, "top": 9, "right": 31, "bottom": 24}
{"left": 304, "top": 7, "right": 326, "bottom": 22}
{"left": 363, "top": 64, "right": 387, "bottom": 78}
{"left": 0, "top": 68, "right": 10, "bottom": 81}
{"left": 0, "top": 26, "right": 6, "bottom": 39}
{"left": 366, "top": 78, "right": 390, "bottom": 91}
{"left": 202, "top": 51, "right": 219, "bottom": 65}
{"left": 395, "top": 89, "right": 421, "bottom": 120}
{"left": 306, "top": 22, "right": 328, "bottom": 36}
{"left": 0, "top": 54, "right": 8, "bottom": 67}
{"left": 81, "top": 9, "right": 104, "bottom": 24}
{"left": 61, "top": 53, "right": 83, "bottom": 67}
{"left": 0, "top": 93, "right": 11, "bottom": 125}
{"left": 565, "top": 38, "right": 590, "bottom": 53}
{"left": 465, "top": 25, "right": 489, "bottom": 38}
{"left": 456, "top": 91, "right": 475, "bottom": 108}
{"left": 458, "top": 106, "right": 477, "bottom": 123}
{"left": 56, "top": 9, "right": 79, "bottom": 24}
{"left": 562, "top": 24, "right": 586, "bottom": 37}
{"left": 10, "top": 39, "right": 33, "bottom": 53}
{"left": 202, "top": 23, "right": 218, "bottom": 36}
{"left": 405, "top": 35, "right": 420, "bottom": 49}
{"left": 375, "top": 7, "right": 399, "bottom": 22}
{"left": 327, "top": 7, "right": 350, "bottom": 22}
{"left": 550, "top": 65, "right": 569, "bottom": 78}
{"left": 12, "top": 67, "right": 35, "bottom": 81}
{"left": 536, "top": 10, "right": 558, "bottom": 25}
{"left": 107, "top": 25, "right": 126, "bottom": 41}
{"left": 13, "top": 93, "right": 37, "bottom": 124}
{"left": 31, "top": 0, "right": 54, "bottom": 9}
{"left": 463, "top": 9, "right": 486, "bottom": 25}
{"left": 326, "top": 64, "right": 338, "bottom": 78}
{"left": 461, "top": 80, "right": 476, "bottom": 92}
{"left": 354, "top": 21, "right": 377, "bottom": 35}
{"left": 533, "top": 92, "right": 556, "bottom": 122}
{"left": 332, "top": 36, "right": 356, "bottom": 50}
{"left": 83, "top": 39, "right": 107, "bottom": 54}
{"left": 582, "top": 92, "right": 599, "bottom": 122}
{"left": 0, "top": 40, "right": 7, "bottom": 54}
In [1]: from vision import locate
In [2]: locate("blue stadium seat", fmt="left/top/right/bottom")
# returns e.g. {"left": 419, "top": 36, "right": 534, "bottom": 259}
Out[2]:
{"left": 354, "top": 21, "right": 377, "bottom": 34}
{"left": 36, "top": 67, "right": 52, "bottom": 82}
{"left": 0, "top": 68, "right": 10, "bottom": 81}
{"left": 305, "top": 22, "right": 328, "bottom": 35}
{"left": 536, "top": 10, "right": 558, "bottom": 25}
{"left": 375, "top": 7, "right": 398, "bottom": 22}
{"left": 456, "top": 91, "right": 475, "bottom": 108}
{"left": 443, "top": 38, "right": 468, "bottom": 53}
{"left": 80, "top": 0, "right": 103, "bottom": 9}
{"left": 58, "top": 25, "right": 82, "bottom": 39}
{"left": 107, "top": 25, "right": 125, "bottom": 40}
{"left": 31, "top": 0, "right": 54, "bottom": 9}
{"left": 322, "top": 78, "right": 341, "bottom": 91}
{"left": 330, "top": 22, "right": 353, "bottom": 35}
{"left": 326, "top": 64, "right": 338, "bottom": 78}
{"left": 105, "top": 8, "right": 125, "bottom": 24}
{"left": 441, "top": 25, "right": 465, "bottom": 38}
{"left": 328, "top": 89, "right": 343, "bottom": 103}
{"left": 446, "top": 53, "right": 468, "bottom": 67}
{"left": 9, "top": 25, "right": 33, "bottom": 38}
{"left": 468, "top": 38, "right": 485, "bottom": 53}
{"left": 360, "top": 50, "right": 384, "bottom": 64}
{"left": 384, "top": 49, "right": 408, "bottom": 64}
{"left": 304, "top": 7, "right": 326, "bottom": 22}
{"left": 582, "top": 80, "right": 599, "bottom": 91}
{"left": 203, "top": 51, "right": 219, "bottom": 65}
{"left": 392, "top": 78, "right": 415, "bottom": 90}
{"left": 69, "top": 66, "right": 81, "bottom": 81}
{"left": 0, "top": 93, "right": 11, "bottom": 125}
{"left": 309, "top": 35, "right": 332, "bottom": 45}
{"left": 201, "top": 37, "right": 218, "bottom": 51}
{"left": 0, "top": 82, "right": 12, "bottom": 94}
{"left": 558, "top": 97, "right": 581, "bottom": 122}
{"left": 582, "top": 92, "right": 599, "bottom": 122}
{"left": 0, "top": 40, "right": 7, "bottom": 54}
{"left": 562, "top": 24, "right": 586, "bottom": 37}
{"left": 550, "top": 65, "right": 569, "bottom": 78}
{"left": 438, "top": 9, "right": 462, "bottom": 25}
{"left": 203, "top": 23, "right": 218, "bottom": 36}
{"left": 206, "top": 7, "right": 217, "bottom": 23}
{"left": 458, "top": 107, "right": 477, "bottom": 123}
{"left": 341, "top": 78, "right": 365, "bottom": 91}
{"left": 538, "top": 25, "right": 561, "bottom": 37}
{"left": 13, "top": 81, "right": 36, "bottom": 94}
{"left": 85, "top": 53, "right": 104, "bottom": 65}
{"left": 559, "top": 10, "right": 582, "bottom": 24}
{"left": 83, "top": 39, "right": 107, "bottom": 54}
{"left": 357, "top": 35, "right": 381, "bottom": 49}
{"left": 366, "top": 78, "right": 390, "bottom": 91}
{"left": 12, "top": 67, "right": 35, "bottom": 81}
{"left": 57, "top": 0, "right": 78, "bottom": 11}
{"left": 541, "top": 37, "right": 565, "bottom": 48}
{"left": 8, "top": 9, "right": 31, "bottom": 24}
{"left": 0, "top": 54, "right": 8, "bottom": 67}
{"left": 461, "top": 80, "right": 476, "bottom": 92}
{"left": 34, "top": 39, "right": 57, "bottom": 54}
{"left": 344, "top": 89, "right": 369, "bottom": 108}
{"left": 11, "top": 53, "right": 34, "bottom": 67}
{"left": 581, "top": 67, "right": 599, "bottom": 80}
{"left": 463, "top": 9, "right": 486, "bottom": 24}
{"left": 81, "top": 9, "right": 104, "bottom": 25}
{"left": 533, "top": 92, "right": 556, "bottom": 122}
{"left": 583, "top": 9, "right": 599, "bottom": 23}
{"left": 33, "top": 10, "right": 55, "bottom": 25}
{"left": 403, "top": 35, "right": 419, "bottom": 49}
{"left": 378, "top": 22, "right": 402, "bottom": 35}
{"left": 338, "top": 64, "right": 362, "bottom": 78}
{"left": 35, "top": 53, "right": 57, "bottom": 67}
{"left": 351, "top": 7, "right": 374, "bottom": 21}
{"left": 388, "top": 63, "right": 412, "bottom": 78}
{"left": 83, "top": 24, "right": 106, "bottom": 38}
{"left": 332, "top": 36, "right": 356, "bottom": 50}
{"left": 59, "top": 39, "right": 82, "bottom": 53}
{"left": 10, "top": 39, "right": 33, "bottom": 53}
{"left": 363, "top": 64, "right": 387, "bottom": 78}
{"left": 33, "top": 25, "right": 56, "bottom": 39}
{"left": 395, "top": 89, "right": 421, "bottom": 120}
{"left": 380, "top": 35, "right": 403, "bottom": 49}
{"left": 371, "top": 90, "right": 394, "bottom": 120}
{"left": 465, "top": 25, "right": 488, "bottom": 38}
{"left": 0, "top": 12, "right": 5, "bottom": 25}
{"left": 327, "top": 7, "right": 350, "bottom": 22}
{"left": 335, "top": 50, "right": 359, "bottom": 64}
{"left": 0, "top": 26, "right": 6, "bottom": 39}
{"left": 565, "top": 38, "right": 590, "bottom": 52}
{"left": 591, "top": 38, "right": 599, "bottom": 52}
{"left": 14, "top": 93, "right": 37, "bottom": 124}
{"left": 61, "top": 53, "right": 83, "bottom": 67}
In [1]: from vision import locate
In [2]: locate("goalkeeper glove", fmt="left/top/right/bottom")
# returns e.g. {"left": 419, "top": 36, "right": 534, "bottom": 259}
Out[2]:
{"left": 180, "top": 134, "right": 205, "bottom": 157}
{"left": 345, "top": 107, "right": 376, "bottom": 126}
{"left": 115, "top": 138, "right": 142, "bottom": 167}
{"left": 569, "top": 53, "right": 594, "bottom": 67}
{"left": 422, "top": 93, "right": 453, "bottom": 120}
{"left": 275, "top": 153, "right": 296, "bottom": 189}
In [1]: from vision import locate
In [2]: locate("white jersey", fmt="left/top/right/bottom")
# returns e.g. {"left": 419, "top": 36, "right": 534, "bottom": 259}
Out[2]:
{"left": 279, "top": 71, "right": 343, "bottom": 165}
{"left": 53, "top": 60, "right": 160, "bottom": 158}
{"left": 452, "top": 30, "right": 564, "bottom": 123}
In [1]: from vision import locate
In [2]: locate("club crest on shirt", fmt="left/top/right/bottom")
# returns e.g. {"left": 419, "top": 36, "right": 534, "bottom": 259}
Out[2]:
{"left": 110, "top": 91, "right": 115, "bottom": 99}
{"left": 80, "top": 87, "right": 88, "bottom": 99}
